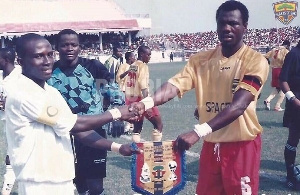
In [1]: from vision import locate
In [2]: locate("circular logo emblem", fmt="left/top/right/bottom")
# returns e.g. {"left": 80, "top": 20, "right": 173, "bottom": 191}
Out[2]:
{"left": 47, "top": 106, "right": 58, "bottom": 117}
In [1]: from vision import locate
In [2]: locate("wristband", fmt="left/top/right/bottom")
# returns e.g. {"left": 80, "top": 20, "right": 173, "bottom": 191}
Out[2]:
{"left": 108, "top": 108, "right": 122, "bottom": 120}
{"left": 140, "top": 96, "right": 154, "bottom": 110}
{"left": 193, "top": 123, "right": 213, "bottom": 138}
{"left": 285, "top": 91, "right": 295, "bottom": 100}
{"left": 290, "top": 96, "right": 297, "bottom": 101}
{"left": 111, "top": 142, "right": 122, "bottom": 153}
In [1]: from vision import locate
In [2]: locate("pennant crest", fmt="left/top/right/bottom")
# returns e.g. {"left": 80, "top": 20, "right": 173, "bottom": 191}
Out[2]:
{"left": 273, "top": 1, "right": 298, "bottom": 25}
{"left": 131, "top": 141, "right": 186, "bottom": 195}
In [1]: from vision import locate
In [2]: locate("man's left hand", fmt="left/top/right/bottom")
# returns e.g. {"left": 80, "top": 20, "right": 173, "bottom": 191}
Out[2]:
{"left": 175, "top": 131, "right": 200, "bottom": 152}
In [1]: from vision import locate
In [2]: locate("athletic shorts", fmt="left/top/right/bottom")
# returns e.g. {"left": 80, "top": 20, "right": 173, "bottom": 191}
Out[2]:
{"left": 18, "top": 180, "right": 74, "bottom": 195}
{"left": 125, "top": 96, "right": 160, "bottom": 120}
{"left": 271, "top": 68, "right": 281, "bottom": 88}
{"left": 196, "top": 135, "right": 261, "bottom": 195}
{"left": 73, "top": 128, "right": 107, "bottom": 181}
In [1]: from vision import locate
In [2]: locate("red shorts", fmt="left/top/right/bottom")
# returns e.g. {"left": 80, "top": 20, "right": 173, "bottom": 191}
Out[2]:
{"left": 271, "top": 68, "right": 281, "bottom": 88}
{"left": 125, "top": 96, "right": 160, "bottom": 120}
{"left": 196, "top": 135, "right": 261, "bottom": 195}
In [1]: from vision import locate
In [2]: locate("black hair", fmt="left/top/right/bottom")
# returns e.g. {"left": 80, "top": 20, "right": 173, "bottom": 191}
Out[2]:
{"left": 16, "top": 33, "right": 45, "bottom": 58}
{"left": 0, "top": 48, "right": 16, "bottom": 63}
{"left": 125, "top": 51, "right": 133, "bottom": 60}
{"left": 113, "top": 45, "right": 121, "bottom": 53}
{"left": 138, "top": 45, "right": 150, "bottom": 57}
{"left": 216, "top": 0, "right": 249, "bottom": 24}
{"left": 56, "top": 29, "right": 79, "bottom": 46}
{"left": 282, "top": 40, "right": 290, "bottom": 47}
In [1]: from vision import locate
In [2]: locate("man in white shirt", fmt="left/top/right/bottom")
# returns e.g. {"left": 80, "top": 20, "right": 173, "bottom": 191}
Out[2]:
{"left": 5, "top": 33, "right": 140, "bottom": 195}
{"left": 0, "top": 47, "right": 21, "bottom": 195}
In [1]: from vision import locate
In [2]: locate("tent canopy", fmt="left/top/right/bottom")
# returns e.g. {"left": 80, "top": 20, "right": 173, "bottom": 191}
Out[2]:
{"left": 0, "top": 0, "right": 140, "bottom": 36}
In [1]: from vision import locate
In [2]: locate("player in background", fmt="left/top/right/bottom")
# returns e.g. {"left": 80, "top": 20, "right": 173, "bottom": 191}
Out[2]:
{"left": 5, "top": 33, "right": 140, "bottom": 194}
{"left": 132, "top": 1, "right": 269, "bottom": 194}
{"left": 279, "top": 28, "right": 300, "bottom": 190}
{"left": 116, "top": 51, "right": 136, "bottom": 93}
{"left": 264, "top": 40, "right": 290, "bottom": 111}
{"left": 116, "top": 51, "right": 136, "bottom": 133}
{"left": 47, "top": 29, "right": 112, "bottom": 195}
{"left": 104, "top": 45, "right": 122, "bottom": 83}
{"left": 0, "top": 48, "right": 22, "bottom": 195}
{"left": 125, "top": 46, "right": 163, "bottom": 143}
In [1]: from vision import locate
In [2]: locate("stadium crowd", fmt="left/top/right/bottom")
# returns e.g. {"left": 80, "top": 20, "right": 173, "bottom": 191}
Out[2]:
{"left": 2, "top": 26, "right": 299, "bottom": 59}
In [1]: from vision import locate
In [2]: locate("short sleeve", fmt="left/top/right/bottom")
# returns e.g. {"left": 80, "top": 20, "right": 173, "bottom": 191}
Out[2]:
{"left": 168, "top": 60, "right": 195, "bottom": 98}
{"left": 20, "top": 88, "right": 77, "bottom": 137}
{"left": 237, "top": 54, "right": 269, "bottom": 96}
{"left": 138, "top": 65, "right": 149, "bottom": 90}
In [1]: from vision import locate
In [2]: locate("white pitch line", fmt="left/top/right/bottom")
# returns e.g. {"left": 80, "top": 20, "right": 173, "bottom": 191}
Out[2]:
{"left": 120, "top": 135, "right": 285, "bottom": 182}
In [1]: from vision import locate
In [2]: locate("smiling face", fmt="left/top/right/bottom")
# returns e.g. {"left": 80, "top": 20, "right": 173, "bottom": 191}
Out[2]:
{"left": 57, "top": 34, "right": 80, "bottom": 65}
{"left": 20, "top": 38, "right": 54, "bottom": 87}
{"left": 217, "top": 9, "right": 247, "bottom": 55}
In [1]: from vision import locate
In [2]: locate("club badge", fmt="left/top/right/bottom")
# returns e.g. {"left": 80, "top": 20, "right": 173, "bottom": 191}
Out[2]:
{"left": 273, "top": 0, "right": 298, "bottom": 25}
{"left": 131, "top": 141, "right": 186, "bottom": 195}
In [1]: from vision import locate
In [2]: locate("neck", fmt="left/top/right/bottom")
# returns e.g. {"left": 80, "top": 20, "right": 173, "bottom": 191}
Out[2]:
{"left": 60, "top": 56, "right": 79, "bottom": 67}
{"left": 3, "top": 64, "right": 15, "bottom": 78}
{"left": 23, "top": 73, "right": 46, "bottom": 88}
{"left": 222, "top": 42, "right": 243, "bottom": 58}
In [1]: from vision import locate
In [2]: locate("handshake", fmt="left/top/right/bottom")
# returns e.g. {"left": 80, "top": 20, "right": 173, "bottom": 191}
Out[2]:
{"left": 111, "top": 97, "right": 154, "bottom": 122}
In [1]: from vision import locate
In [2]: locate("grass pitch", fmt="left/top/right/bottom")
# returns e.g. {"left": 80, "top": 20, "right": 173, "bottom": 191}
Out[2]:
{"left": 1, "top": 61, "right": 299, "bottom": 195}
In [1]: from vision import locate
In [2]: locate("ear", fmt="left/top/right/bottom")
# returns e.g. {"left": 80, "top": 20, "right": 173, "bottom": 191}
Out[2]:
{"left": 17, "top": 57, "right": 23, "bottom": 67}
{"left": 243, "top": 22, "right": 248, "bottom": 33}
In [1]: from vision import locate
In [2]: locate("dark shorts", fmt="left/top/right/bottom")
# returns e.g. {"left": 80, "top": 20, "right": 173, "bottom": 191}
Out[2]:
{"left": 73, "top": 128, "right": 107, "bottom": 180}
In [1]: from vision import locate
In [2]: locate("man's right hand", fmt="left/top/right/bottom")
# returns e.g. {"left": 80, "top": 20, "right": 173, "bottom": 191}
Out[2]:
{"left": 117, "top": 105, "right": 138, "bottom": 121}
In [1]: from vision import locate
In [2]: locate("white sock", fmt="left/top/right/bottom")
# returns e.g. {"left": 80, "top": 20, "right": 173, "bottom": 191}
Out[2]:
{"left": 2, "top": 165, "right": 16, "bottom": 195}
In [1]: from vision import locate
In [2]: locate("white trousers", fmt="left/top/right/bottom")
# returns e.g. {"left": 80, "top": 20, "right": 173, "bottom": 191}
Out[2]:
{"left": 18, "top": 180, "right": 74, "bottom": 195}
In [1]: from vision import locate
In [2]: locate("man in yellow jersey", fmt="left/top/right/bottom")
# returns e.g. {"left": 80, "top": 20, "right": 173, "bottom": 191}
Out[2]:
{"left": 124, "top": 45, "right": 163, "bottom": 143}
{"left": 116, "top": 51, "right": 136, "bottom": 133}
{"left": 264, "top": 40, "right": 290, "bottom": 111}
{"left": 116, "top": 51, "right": 136, "bottom": 93}
{"left": 132, "top": 1, "right": 269, "bottom": 194}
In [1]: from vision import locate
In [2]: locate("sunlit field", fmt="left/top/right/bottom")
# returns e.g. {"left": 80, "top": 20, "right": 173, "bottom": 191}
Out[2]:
{"left": 1, "top": 61, "right": 299, "bottom": 195}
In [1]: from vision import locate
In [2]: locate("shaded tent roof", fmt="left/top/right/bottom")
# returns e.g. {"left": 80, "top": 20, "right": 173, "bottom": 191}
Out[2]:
{"left": 0, "top": 0, "right": 140, "bottom": 37}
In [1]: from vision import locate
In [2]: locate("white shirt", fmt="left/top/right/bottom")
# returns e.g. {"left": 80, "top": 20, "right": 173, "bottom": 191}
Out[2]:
{"left": 0, "top": 66, "right": 22, "bottom": 121}
{"left": 5, "top": 73, "right": 77, "bottom": 183}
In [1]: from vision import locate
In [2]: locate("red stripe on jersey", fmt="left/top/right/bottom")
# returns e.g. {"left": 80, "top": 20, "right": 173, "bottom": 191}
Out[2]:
{"left": 242, "top": 75, "right": 261, "bottom": 91}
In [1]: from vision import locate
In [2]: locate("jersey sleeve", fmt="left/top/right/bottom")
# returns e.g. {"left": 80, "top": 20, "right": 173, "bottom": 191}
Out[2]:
{"left": 237, "top": 54, "right": 269, "bottom": 96}
{"left": 116, "top": 63, "right": 127, "bottom": 84}
{"left": 168, "top": 60, "right": 195, "bottom": 98}
{"left": 20, "top": 88, "right": 77, "bottom": 137}
{"left": 90, "top": 59, "right": 111, "bottom": 82}
{"left": 138, "top": 64, "right": 149, "bottom": 90}
{"left": 264, "top": 50, "right": 272, "bottom": 59}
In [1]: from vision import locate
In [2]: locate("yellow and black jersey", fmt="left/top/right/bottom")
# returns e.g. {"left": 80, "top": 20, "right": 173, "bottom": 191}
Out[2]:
{"left": 168, "top": 44, "right": 269, "bottom": 142}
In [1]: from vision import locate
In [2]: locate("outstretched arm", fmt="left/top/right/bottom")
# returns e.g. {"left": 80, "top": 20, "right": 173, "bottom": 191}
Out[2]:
{"left": 132, "top": 82, "right": 179, "bottom": 116}
{"left": 71, "top": 105, "right": 136, "bottom": 133}
{"left": 153, "top": 82, "right": 180, "bottom": 106}
{"left": 73, "top": 130, "right": 139, "bottom": 156}
{"left": 175, "top": 89, "right": 254, "bottom": 151}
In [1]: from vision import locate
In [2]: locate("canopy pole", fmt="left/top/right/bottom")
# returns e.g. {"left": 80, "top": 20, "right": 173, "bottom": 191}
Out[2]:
{"left": 1, "top": 36, "right": 4, "bottom": 48}
{"left": 99, "top": 32, "right": 103, "bottom": 52}
{"left": 128, "top": 31, "right": 132, "bottom": 46}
